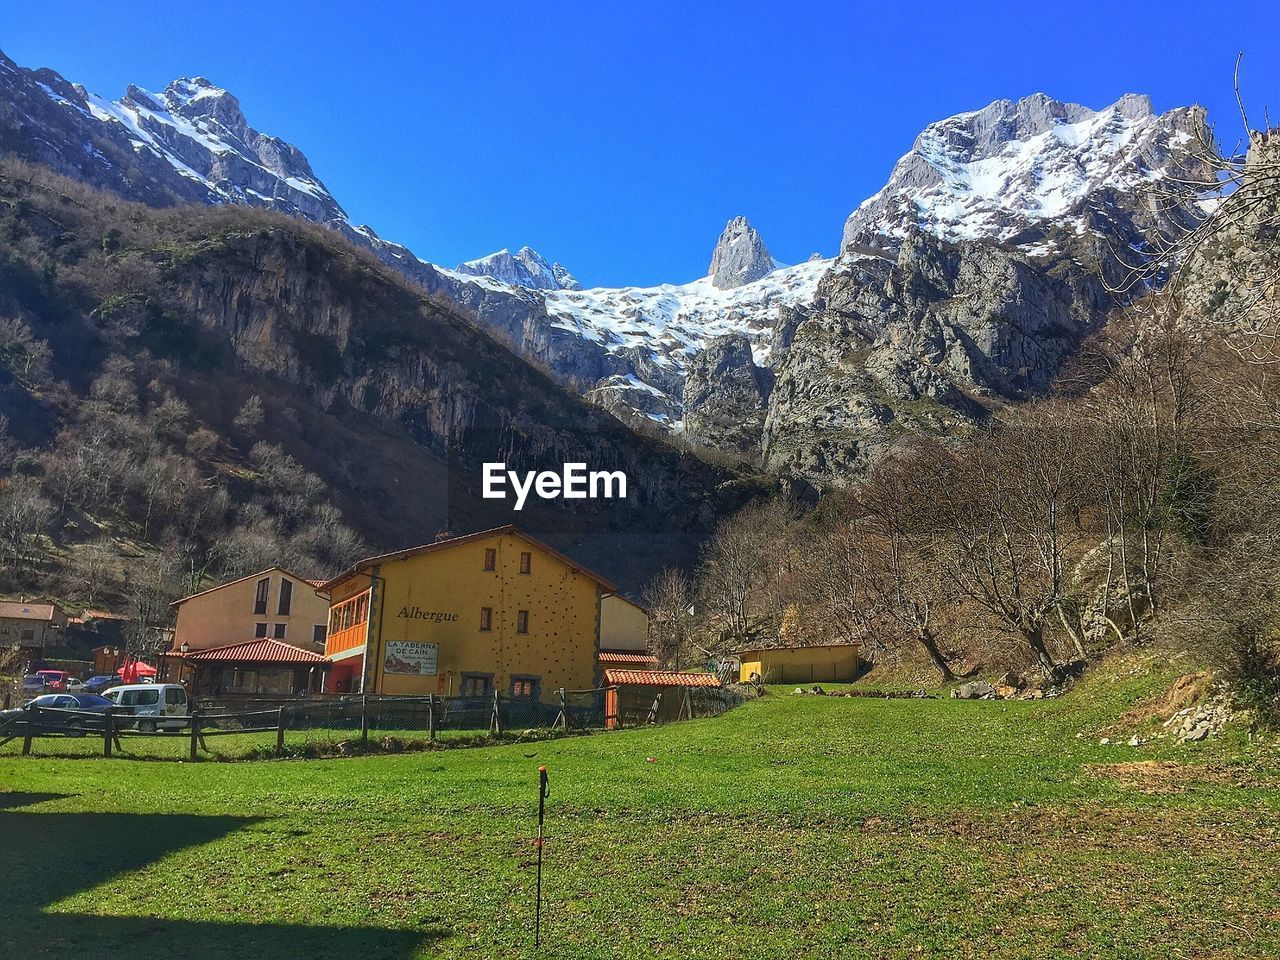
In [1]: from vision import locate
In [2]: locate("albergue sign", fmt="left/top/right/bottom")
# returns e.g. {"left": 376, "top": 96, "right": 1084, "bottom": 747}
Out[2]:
{"left": 384, "top": 640, "right": 439, "bottom": 675}
{"left": 482, "top": 462, "right": 627, "bottom": 511}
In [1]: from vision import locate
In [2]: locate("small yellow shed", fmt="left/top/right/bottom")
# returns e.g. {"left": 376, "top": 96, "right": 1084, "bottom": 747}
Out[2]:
{"left": 736, "top": 643, "right": 860, "bottom": 685}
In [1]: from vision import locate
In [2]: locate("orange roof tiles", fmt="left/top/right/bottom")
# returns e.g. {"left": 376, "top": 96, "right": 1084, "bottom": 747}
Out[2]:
{"left": 183, "top": 638, "right": 330, "bottom": 665}
{"left": 602, "top": 669, "right": 721, "bottom": 688}
{"left": 598, "top": 651, "right": 660, "bottom": 666}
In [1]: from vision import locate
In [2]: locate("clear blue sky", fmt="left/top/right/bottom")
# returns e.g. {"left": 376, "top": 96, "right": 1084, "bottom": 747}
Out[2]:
{"left": 3, "top": 1, "right": 1279, "bottom": 287}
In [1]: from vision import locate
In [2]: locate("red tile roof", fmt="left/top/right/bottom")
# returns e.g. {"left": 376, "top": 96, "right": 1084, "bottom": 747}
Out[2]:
{"left": 183, "top": 639, "right": 330, "bottom": 665}
{"left": 602, "top": 669, "right": 721, "bottom": 688}
{"left": 598, "top": 651, "right": 660, "bottom": 666}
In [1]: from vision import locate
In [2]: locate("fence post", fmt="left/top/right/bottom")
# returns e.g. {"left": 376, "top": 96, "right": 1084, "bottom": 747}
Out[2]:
{"left": 490, "top": 690, "right": 503, "bottom": 736}
{"left": 360, "top": 695, "right": 369, "bottom": 747}
{"left": 428, "top": 694, "right": 437, "bottom": 742}
{"left": 647, "top": 692, "right": 663, "bottom": 725}
{"left": 276, "top": 705, "right": 287, "bottom": 756}
{"left": 554, "top": 688, "right": 567, "bottom": 731}
{"left": 103, "top": 707, "right": 114, "bottom": 758}
{"left": 22, "top": 710, "right": 34, "bottom": 756}
{"left": 189, "top": 709, "right": 200, "bottom": 761}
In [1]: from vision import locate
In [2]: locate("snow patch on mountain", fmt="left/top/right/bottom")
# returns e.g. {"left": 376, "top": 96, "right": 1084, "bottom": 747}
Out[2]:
{"left": 843, "top": 92, "right": 1211, "bottom": 253}
{"left": 544, "top": 256, "right": 831, "bottom": 367}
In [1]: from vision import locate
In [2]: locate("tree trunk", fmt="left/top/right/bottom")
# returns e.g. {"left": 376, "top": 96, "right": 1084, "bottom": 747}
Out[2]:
{"left": 916, "top": 627, "right": 957, "bottom": 682}
{"left": 1024, "top": 626, "right": 1063, "bottom": 683}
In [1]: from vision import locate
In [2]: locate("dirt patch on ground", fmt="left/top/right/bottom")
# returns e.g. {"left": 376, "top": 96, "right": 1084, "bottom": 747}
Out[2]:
{"left": 1086, "top": 759, "right": 1258, "bottom": 795}
{"left": 1106, "top": 672, "right": 1212, "bottom": 733}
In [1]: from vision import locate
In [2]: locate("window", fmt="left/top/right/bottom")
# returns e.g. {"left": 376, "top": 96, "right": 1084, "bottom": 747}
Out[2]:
{"left": 121, "top": 689, "right": 159, "bottom": 706}
{"left": 519, "top": 552, "right": 531, "bottom": 574}
{"left": 516, "top": 610, "right": 529, "bottom": 634}
{"left": 479, "top": 607, "right": 493, "bottom": 631}
{"left": 312, "top": 624, "right": 327, "bottom": 645}
{"left": 21, "top": 629, "right": 33, "bottom": 641}
{"left": 272, "top": 623, "right": 287, "bottom": 639}
{"left": 510, "top": 676, "right": 540, "bottom": 699}
{"left": 278, "top": 579, "right": 293, "bottom": 616}
{"left": 254, "top": 577, "right": 270, "bottom": 615}
{"left": 483, "top": 548, "right": 496, "bottom": 572}
{"left": 254, "top": 622, "right": 268, "bottom": 638}
{"left": 328, "top": 592, "right": 370, "bottom": 634}
{"left": 165, "top": 687, "right": 186, "bottom": 705}
{"left": 460, "top": 673, "right": 493, "bottom": 697}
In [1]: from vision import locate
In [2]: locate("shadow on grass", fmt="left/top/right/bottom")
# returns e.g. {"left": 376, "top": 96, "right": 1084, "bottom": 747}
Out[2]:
{"left": 1, "top": 797, "right": 442, "bottom": 959}
{"left": 0, "top": 791, "right": 71, "bottom": 809}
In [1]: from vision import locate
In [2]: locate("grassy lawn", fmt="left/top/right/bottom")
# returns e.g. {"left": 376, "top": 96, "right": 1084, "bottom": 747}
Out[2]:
{"left": 2, "top": 653, "right": 1279, "bottom": 959}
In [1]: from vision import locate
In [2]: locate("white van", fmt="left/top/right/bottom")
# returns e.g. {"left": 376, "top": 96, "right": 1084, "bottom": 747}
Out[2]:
{"left": 104, "top": 683, "right": 189, "bottom": 731}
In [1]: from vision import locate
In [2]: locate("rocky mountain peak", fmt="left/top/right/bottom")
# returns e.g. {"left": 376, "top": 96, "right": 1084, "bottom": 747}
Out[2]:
{"left": 455, "top": 246, "right": 581, "bottom": 291}
{"left": 708, "top": 216, "right": 777, "bottom": 289}
{"left": 161, "top": 77, "right": 246, "bottom": 127}
{"left": 843, "top": 92, "right": 1214, "bottom": 254}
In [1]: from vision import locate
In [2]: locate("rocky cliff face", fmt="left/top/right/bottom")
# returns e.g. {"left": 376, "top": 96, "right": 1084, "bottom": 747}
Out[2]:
{"left": 761, "top": 231, "right": 1107, "bottom": 480}
{"left": 683, "top": 334, "right": 772, "bottom": 457}
{"left": 0, "top": 164, "right": 756, "bottom": 589}
{"left": 708, "top": 217, "right": 777, "bottom": 289}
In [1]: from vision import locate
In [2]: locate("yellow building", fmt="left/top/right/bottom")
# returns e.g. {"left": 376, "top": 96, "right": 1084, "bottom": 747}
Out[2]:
{"left": 170, "top": 567, "right": 332, "bottom": 654}
{"left": 736, "top": 643, "right": 861, "bottom": 685}
{"left": 320, "top": 525, "right": 616, "bottom": 698}
{"left": 599, "top": 595, "right": 650, "bottom": 652}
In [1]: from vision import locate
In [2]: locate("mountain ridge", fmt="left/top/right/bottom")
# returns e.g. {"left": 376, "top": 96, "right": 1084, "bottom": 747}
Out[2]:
{"left": 0, "top": 48, "right": 1221, "bottom": 483}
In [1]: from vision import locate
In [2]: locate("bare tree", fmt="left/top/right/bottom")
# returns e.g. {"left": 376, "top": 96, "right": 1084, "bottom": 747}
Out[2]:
{"left": 918, "top": 407, "right": 1090, "bottom": 683}
{"left": 233, "top": 394, "right": 265, "bottom": 435}
{"left": 1072, "top": 302, "right": 1202, "bottom": 639}
{"left": 857, "top": 464, "right": 968, "bottom": 681}
{"left": 0, "top": 478, "right": 53, "bottom": 571}
{"left": 642, "top": 567, "right": 696, "bottom": 670}
{"left": 697, "top": 499, "right": 793, "bottom": 649}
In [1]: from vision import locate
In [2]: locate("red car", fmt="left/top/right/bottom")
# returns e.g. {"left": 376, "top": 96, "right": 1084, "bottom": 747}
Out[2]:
{"left": 34, "top": 670, "right": 70, "bottom": 692}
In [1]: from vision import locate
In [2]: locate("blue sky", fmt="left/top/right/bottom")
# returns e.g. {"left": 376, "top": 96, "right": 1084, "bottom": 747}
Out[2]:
{"left": 3, "top": 1, "right": 1279, "bottom": 287}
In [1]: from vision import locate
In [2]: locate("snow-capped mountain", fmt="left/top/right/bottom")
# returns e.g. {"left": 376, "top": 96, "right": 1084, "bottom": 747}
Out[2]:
{"left": 0, "top": 48, "right": 1222, "bottom": 471}
{"left": 545, "top": 251, "right": 832, "bottom": 425}
{"left": 843, "top": 93, "right": 1211, "bottom": 253}
{"left": 456, "top": 246, "right": 582, "bottom": 291}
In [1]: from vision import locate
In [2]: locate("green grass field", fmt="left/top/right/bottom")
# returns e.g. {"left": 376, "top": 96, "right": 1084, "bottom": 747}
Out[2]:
{"left": 3, "top": 653, "right": 1279, "bottom": 959}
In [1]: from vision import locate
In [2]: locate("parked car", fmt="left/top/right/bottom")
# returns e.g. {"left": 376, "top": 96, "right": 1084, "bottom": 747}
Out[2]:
{"left": 20, "top": 675, "right": 48, "bottom": 694}
{"left": 35, "top": 670, "right": 70, "bottom": 692}
{"left": 65, "top": 677, "right": 86, "bottom": 691}
{"left": 83, "top": 675, "right": 122, "bottom": 694}
{"left": 0, "top": 693, "right": 115, "bottom": 736}
{"left": 103, "top": 683, "right": 188, "bottom": 731}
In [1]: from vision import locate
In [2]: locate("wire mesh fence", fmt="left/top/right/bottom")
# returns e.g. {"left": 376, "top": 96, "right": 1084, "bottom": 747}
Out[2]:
{"left": 0, "top": 684, "right": 747, "bottom": 761}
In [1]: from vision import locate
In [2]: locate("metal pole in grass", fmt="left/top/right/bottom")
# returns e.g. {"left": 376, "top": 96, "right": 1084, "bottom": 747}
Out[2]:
{"left": 189, "top": 709, "right": 200, "bottom": 761}
{"left": 103, "top": 707, "right": 114, "bottom": 758}
{"left": 535, "top": 765, "right": 549, "bottom": 948}
{"left": 276, "top": 705, "right": 287, "bottom": 756}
